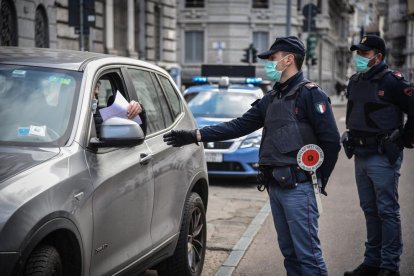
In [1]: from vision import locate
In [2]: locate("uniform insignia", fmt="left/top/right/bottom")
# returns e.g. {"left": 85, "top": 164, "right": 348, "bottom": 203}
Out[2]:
{"left": 315, "top": 102, "right": 326, "bottom": 114}
{"left": 305, "top": 82, "right": 318, "bottom": 89}
{"left": 404, "top": 87, "right": 413, "bottom": 97}
{"left": 361, "top": 37, "right": 367, "bottom": 43}
{"left": 392, "top": 71, "right": 403, "bottom": 79}
{"left": 378, "top": 90, "right": 385, "bottom": 96}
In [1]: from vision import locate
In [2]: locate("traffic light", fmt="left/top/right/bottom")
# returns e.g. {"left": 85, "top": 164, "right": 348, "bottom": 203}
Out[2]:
{"left": 306, "top": 35, "right": 317, "bottom": 61}
{"left": 302, "top": 3, "right": 317, "bottom": 32}
{"left": 241, "top": 47, "right": 250, "bottom": 63}
{"left": 251, "top": 44, "right": 258, "bottom": 63}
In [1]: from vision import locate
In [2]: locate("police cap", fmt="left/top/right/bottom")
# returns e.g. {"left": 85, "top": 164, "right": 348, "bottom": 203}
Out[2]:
{"left": 257, "top": 36, "right": 306, "bottom": 59}
{"left": 350, "top": 35, "right": 386, "bottom": 55}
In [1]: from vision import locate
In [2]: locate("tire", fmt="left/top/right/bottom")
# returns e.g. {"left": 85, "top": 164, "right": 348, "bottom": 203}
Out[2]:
{"left": 158, "top": 192, "right": 207, "bottom": 276}
{"left": 24, "top": 245, "right": 63, "bottom": 276}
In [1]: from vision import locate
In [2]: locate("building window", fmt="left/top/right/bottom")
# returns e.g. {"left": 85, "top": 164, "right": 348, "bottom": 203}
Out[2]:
{"left": 154, "top": 5, "right": 162, "bottom": 61}
{"left": 185, "top": 31, "right": 204, "bottom": 63}
{"left": 185, "top": 0, "right": 204, "bottom": 8}
{"left": 252, "top": 0, "right": 268, "bottom": 9}
{"left": 35, "top": 5, "right": 49, "bottom": 48}
{"left": 0, "top": 0, "right": 18, "bottom": 46}
{"left": 253, "top": 32, "right": 269, "bottom": 55}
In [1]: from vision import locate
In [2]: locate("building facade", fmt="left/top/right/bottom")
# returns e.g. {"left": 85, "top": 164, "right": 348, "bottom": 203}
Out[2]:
{"left": 0, "top": 0, "right": 179, "bottom": 82}
{"left": 405, "top": 1, "right": 414, "bottom": 82}
{"left": 177, "top": 0, "right": 352, "bottom": 94}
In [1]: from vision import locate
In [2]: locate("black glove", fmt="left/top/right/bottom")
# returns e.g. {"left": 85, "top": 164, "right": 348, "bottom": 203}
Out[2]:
{"left": 320, "top": 177, "right": 328, "bottom": 196}
{"left": 163, "top": 129, "right": 199, "bottom": 147}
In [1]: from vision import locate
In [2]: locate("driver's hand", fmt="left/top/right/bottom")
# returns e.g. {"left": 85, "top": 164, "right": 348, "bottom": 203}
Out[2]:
{"left": 127, "top": 101, "right": 142, "bottom": 119}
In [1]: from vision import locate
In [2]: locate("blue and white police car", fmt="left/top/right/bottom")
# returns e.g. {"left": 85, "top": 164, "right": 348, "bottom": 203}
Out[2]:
{"left": 184, "top": 76, "right": 264, "bottom": 179}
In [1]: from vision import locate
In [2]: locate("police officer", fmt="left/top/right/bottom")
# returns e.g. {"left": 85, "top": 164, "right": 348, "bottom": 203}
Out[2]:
{"left": 164, "top": 36, "right": 341, "bottom": 276}
{"left": 343, "top": 35, "right": 414, "bottom": 276}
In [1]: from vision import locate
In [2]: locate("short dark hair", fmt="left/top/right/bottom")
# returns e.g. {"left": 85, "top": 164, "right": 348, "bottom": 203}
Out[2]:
{"left": 281, "top": 51, "right": 304, "bottom": 70}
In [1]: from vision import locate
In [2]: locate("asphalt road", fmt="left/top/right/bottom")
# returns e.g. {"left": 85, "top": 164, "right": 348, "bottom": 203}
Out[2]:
{"left": 233, "top": 105, "right": 414, "bottom": 275}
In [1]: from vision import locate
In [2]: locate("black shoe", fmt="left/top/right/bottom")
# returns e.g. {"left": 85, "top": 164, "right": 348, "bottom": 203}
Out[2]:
{"left": 344, "top": 263, "right": 380, "bottom": 276}
{"left": 378, "top": 269, "right": 400, "bottom": 276}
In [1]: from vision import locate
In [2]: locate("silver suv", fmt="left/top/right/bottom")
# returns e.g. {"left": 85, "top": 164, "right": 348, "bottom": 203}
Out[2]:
{"left": 0, "top": 47, "right": 209, "bottom": 276}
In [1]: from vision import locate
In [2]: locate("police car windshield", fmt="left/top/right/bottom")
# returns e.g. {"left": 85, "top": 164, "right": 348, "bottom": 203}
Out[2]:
{"left": 187, "top": 91, "right": 258, "bottom": 118}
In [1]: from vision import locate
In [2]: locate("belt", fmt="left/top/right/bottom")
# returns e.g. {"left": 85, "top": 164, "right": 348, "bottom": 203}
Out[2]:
{"left": 351, "top": 136, "right": 379, "bottom": 147}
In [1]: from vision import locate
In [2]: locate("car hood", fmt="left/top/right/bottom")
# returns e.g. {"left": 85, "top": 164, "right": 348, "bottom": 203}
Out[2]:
{"left": 0, "top": 146, "right": 60, "bottom": 183}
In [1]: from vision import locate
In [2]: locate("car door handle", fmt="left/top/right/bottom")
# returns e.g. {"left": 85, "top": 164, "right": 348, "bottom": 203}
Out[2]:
{"left": 140, "top": 153, "right": 153, "bottom": 165}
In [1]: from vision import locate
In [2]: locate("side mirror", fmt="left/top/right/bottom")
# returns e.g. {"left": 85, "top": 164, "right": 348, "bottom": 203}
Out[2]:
{"left": 90, "top": 117, "right": 145, "bottom": 147}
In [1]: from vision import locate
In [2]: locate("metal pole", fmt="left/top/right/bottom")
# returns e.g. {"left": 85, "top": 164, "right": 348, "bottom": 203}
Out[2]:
{"left": 79, "top": 0, "right": 84, "bottom": 51}
{"left": 318, "top": 36, "right": 322, "bottom": 85}
{"left": 286, "top": 0, "right": 291, "bottom": 36}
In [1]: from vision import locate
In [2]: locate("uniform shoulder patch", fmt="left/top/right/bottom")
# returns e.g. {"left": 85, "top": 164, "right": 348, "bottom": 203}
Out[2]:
{"left": 305, "top": 82, "right": 318, "bottom": 90}
{"left": 314, "top": 102, "right": 327, "bottom": 114}
{"left": 392, "top": 71, "right": 404, "bottom": 80}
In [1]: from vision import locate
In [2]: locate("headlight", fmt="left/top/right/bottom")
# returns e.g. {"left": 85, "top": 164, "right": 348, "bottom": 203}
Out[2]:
{"left": 239, "top": 135, "right": 261, "bottom": 148}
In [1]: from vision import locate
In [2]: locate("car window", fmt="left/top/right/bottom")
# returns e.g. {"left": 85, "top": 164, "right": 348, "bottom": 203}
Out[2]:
{"left": 158, "top": 75, "right": 181, "bottom": 118}
{"left": 96, "top": 78, "right": 114, "bottom": 109}
{"left": 127, "top": 68, "right": 166, "bottom": 134}
{"left": 150, "top": 73, "right": 173, "bottom": 127}
{"left": 0, "top": 65, "right": 81, "bottom": 146}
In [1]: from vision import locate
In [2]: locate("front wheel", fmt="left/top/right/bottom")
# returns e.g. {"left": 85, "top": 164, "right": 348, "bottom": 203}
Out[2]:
{"left": 158, "top": 192, "right": 207, "bottom": 276}
{"left": 24, "top": 245, "right": 63, "bottom": 276}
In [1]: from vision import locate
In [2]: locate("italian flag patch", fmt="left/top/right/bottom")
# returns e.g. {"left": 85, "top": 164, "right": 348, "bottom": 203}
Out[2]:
{"left": 315, "top": 102, "right": 326, "bottom": 114}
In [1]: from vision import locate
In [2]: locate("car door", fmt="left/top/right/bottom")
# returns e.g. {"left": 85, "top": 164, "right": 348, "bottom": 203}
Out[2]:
{"left": 85, "top": 69, "right": 155, "bottom": 276}
{"left": 126, "top": 68, "right": 193, "bottom": 244}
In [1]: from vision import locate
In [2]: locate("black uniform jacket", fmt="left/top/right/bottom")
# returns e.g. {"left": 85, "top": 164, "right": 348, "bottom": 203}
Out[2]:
{"left": 347, "top": 61, "right": 414, "bottom": 147}
{"left": 200, "top": 71, "right": 341, "bottom": 180}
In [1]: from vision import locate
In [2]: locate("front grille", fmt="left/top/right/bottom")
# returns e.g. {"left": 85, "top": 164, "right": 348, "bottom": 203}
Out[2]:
{"left": 203, "top": 141, "right": 233, "bottom": 149}
{"left": 207, "top": 162, "right": 244, "bottom": 171}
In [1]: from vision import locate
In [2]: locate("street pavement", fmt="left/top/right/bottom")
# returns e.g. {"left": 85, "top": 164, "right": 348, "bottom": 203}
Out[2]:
{"left": 232, "top": 105, "right": 414, "bottom": 275}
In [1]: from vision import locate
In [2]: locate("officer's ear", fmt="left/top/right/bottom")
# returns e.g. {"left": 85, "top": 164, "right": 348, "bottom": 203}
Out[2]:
{"left": 286, "top": 54, "right": 295, "bottom": 66}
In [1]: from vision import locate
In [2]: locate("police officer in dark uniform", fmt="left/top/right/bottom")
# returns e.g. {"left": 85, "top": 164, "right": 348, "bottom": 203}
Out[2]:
{"left": 163, "top": 36, "right": 340, "bottom": 276}
{"left": 343, "top": 35, "right": 414, "bottom": 276}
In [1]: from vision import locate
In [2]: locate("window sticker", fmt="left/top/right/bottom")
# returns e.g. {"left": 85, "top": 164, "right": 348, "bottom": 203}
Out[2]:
{"left": 29, "top": 125, "right": 47, "bottom": 137}
{"left": 17, "top": 126, "right": 47, "bottom": 137}
{"left": 48, "top": 75, "right": 72, "bottom": 85}
{"left": 12, "top": 70, "right": 26, "bottom": 78}
{"left": 18, "top": 127, "right": 30, "bottom": 137}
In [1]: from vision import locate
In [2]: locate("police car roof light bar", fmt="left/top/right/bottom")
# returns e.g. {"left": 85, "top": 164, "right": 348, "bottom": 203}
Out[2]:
{"left": 192, "top": 76, "right": 262, "bottom": 85}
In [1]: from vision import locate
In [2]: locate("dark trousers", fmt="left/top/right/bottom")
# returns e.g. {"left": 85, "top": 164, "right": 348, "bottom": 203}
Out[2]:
{"left": 354, "top": 152, "right": 403, "bottom": 271}
{"left": 268, "top": 181, "right": 327, "bottom": 276}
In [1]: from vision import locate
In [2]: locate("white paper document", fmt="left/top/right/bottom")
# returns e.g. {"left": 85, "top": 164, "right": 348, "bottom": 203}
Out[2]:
{"left": 99, "top": 91, "right": 142, "bottom": 124}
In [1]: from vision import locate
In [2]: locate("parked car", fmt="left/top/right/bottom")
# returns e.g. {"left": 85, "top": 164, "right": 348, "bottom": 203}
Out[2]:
{"left": 183, "top": 76, "right": 263, "bottom": 179}
{"left": 0, "top": 47, "right": 209, "bottom": 276}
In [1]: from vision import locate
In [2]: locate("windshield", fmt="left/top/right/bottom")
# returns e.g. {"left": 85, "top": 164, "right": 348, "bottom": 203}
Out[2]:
{"left": 0, "top": 65, "right": 82, "bottom": 146}
{"left": 187, "top": 91, "right": 258, "bottom": 118}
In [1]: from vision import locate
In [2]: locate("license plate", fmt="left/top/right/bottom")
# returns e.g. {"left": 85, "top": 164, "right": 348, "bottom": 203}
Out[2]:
{"left": 204, "top": 152, "right": 223, "bottom": 163}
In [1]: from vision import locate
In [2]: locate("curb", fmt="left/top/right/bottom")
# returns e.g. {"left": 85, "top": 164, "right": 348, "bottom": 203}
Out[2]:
{"left": 214, "top": 199, "right": 271, "bottom": 276}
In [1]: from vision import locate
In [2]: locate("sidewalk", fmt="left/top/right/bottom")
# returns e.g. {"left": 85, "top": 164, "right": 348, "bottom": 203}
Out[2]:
{"left": 330, "top": 94, "right": 347, "bottom": 107}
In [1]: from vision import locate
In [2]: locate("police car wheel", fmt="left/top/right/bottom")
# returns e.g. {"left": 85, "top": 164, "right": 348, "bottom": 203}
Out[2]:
{"left": 157, "top": 192, "right": 207, "bottom": 276}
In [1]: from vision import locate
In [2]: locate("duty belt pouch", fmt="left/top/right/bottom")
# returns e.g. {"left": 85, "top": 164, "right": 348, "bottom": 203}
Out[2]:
{"left": 341, "top": 131, "right": 354, "bottom": 159}
{"left": 381, "top": 139, "right": 401, "bottom": 165}
{"left": 272, "top": 166, "right": 297, "bottom": 189}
